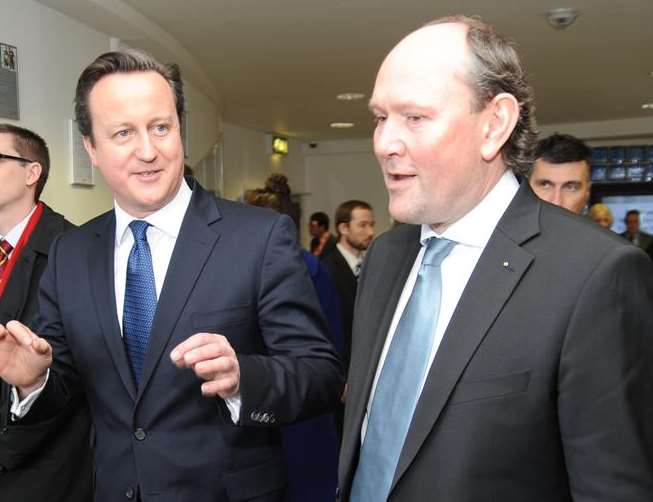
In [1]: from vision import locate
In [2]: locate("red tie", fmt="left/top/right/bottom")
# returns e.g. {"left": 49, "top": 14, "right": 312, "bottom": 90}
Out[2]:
{"left": 0, "top": 238, "right": 13, "bottom": 276}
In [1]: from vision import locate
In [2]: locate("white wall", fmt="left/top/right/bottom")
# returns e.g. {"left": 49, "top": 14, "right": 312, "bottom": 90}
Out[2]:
{"left": 303, "top": 139, "right": 390, "bottom": 247}
{"left": 1, "top": 0, "right": 113, "bottom": 224}
{"left": 1, "top": 0, "right": 220, "bottom": 225}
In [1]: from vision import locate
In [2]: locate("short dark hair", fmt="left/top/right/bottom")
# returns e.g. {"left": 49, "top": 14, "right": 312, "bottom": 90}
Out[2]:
{"left": 74, "top": 49, "right": 185, "bottom": 142}
{"left": 310, "top": 211, "right": 329, "bottom": 230}
{"left": 625, "top": 209, "right": 640, "bottom": 221}
{"left": 334, "top": 200, "right": 372, "bottom": 239}
{"left": 535, "top": 133, "right": 592, "bottom": 166}
{"left": 425, "top": 15, "right": 538, "bottom": 175}
{"left": 0, "top": 123, "right": 50, "bottom": 201}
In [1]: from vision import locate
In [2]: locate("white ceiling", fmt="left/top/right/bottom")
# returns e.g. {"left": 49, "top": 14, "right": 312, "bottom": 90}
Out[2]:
{"left": 37, "top": 0, "right": 653, "bottom": 141}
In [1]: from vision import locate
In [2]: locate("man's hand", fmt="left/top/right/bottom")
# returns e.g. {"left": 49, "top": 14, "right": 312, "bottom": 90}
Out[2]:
{"left": 0, "top": 321, "right": 51, "bottom": 397}
{"left": 170, "top": 333, "right": 240, "bottom": 399}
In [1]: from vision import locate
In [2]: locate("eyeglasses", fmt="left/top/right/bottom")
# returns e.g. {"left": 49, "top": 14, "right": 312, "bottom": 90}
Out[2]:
{"left": 0, "top": 153, "right": 34, "bottom": 163}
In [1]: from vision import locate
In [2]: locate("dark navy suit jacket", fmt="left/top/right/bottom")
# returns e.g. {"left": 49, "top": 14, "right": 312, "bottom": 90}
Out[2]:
{"left": 25, "top": 180, "right": 343, "bottom": 502}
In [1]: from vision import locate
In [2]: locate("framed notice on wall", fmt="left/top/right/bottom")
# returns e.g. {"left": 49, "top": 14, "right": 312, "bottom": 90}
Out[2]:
{"left": 0, "top": 42, "right": 19, "bottom": 119}
{"left": 69, "top": 119, "right": 94, "bottom": 186}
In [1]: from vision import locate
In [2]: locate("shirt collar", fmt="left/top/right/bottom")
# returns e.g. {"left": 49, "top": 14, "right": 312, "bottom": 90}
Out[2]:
{"left": 420, "top": 169, "right": 519, "bottom": 249}
{"left": 336, "top": 242, "right": 362, "bottom": 270}
{"left": 114, "top": 178, "right": 193, "bottom": 245}
{"left": 2, "top": 204, "right": 38, "bottom": 247}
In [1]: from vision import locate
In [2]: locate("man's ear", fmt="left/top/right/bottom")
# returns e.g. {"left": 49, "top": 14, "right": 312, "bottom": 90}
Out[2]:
{"left": 480, "top": 93, "right": 519, "bottom": 163}
{"left": 25, "top": 162, "right": 42, "bottom": 188}
{"left": 337, "top": 222, "right": 349, "bottom": 237}
{"left": 82, "top": 135, "right": 98, "bottom": 167}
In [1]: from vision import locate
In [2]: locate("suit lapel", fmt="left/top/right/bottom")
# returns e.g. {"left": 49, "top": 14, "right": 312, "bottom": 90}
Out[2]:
{"left": 137, "top": 183, "right": 221, "bottom": 398}
{"left": 391, "top": 184, "right": 540, "bottom": 490}
{"left": 88, "top": 213, "right": 137, "bottom": 400}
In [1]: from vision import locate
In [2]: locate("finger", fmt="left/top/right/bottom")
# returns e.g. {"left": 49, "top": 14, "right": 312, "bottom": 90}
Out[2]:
{"left": 182, "top": 341, "right": 234, "bottom": 367}
{"left": 6, "top": 320, "right": 37, "bottom": 346}
{"left": 170, "top": 333, "right": 224, "bottom": 365}
{"left": 200, "top": 376, "right": 239, "bottom": 398}
{"left": 32, "top": 336, "right": 52, "bottom": 357}
{"left": 193, "top": 356, "right": 237, "bottom": 380}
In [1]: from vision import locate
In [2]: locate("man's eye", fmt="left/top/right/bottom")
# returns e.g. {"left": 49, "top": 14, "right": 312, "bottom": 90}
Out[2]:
{"left": 373, "top": 115, "right": 387, "bottom": 124}
{"left": 407, "top": 115, "right": 423, "bottom": 123}
{"left": 153, "top": 124, "right": 170, "bottom": 135}
{"left": 115, "top": 129, "right": 131, "bottom": 138}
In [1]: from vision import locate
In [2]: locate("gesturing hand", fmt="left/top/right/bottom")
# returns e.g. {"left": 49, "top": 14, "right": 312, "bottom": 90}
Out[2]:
{"left": 0, "top": 320, "right": 52, "bottom": 397}
{"left": 170, "top": 333, "right": 240, "bottom": 398}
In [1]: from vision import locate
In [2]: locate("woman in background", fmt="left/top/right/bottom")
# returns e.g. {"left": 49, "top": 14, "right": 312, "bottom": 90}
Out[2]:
{"left": 588, "top": 203, "right": 614, "bottom": 230}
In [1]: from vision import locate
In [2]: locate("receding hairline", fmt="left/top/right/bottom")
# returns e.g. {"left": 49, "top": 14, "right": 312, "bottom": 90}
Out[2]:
{"left": 370, "top": 22, "right": 475, "bottom": 107}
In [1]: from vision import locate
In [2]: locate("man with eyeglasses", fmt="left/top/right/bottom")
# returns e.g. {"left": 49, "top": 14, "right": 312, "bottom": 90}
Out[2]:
{"left": 0, "top": 123, "right": 93, "bottom": 502}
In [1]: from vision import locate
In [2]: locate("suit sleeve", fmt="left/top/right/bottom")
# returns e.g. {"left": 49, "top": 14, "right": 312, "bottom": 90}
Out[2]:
{"left": 237, "top": 214, "right": 345, "bottom": 425}
{"left": 558, "top": 244, "right": 653, "bottom": 500}
{"left": 12, "top": 233, "right": 84, "bottom": 425}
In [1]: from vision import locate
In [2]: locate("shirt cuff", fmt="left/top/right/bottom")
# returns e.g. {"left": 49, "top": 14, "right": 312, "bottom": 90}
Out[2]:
{"left": 224, "top": 393, "right": 241, "bottom": 423}
{"left": 9, "top": 369, "right": 50, "bottom": 421}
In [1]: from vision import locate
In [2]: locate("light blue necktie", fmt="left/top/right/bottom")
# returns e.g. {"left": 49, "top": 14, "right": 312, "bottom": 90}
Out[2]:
{"left": 123, "top": 220, "right": 157, "bottom": 386}
{"left": 350, "top": 237, "right": 455, "bottom": 502}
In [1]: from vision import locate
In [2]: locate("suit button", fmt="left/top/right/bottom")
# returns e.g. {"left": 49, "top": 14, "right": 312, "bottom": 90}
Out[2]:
{"left": 125, "top": 486, "right": 135, "bottom": 499}
{"left": 0, "top": 427, "right": 7, "bottom": 434}
{"left": 134, "top": 428, "right": 146, "bottom": 441}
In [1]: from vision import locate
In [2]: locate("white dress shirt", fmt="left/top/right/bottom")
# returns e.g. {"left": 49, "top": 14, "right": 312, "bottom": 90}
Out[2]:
{"left": 1, "top": 204, "right": 37, "bottom": 251}
{"left": 361, "top": 170, "right": 519, "bottom": 440}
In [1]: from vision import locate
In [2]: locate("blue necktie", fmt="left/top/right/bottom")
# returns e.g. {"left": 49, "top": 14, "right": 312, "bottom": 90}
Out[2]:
{"left": 123, "top": 220, "right": 157, "bottom": 386}
{"left": 350, "top": 237, "right": 455, "bottom": 502}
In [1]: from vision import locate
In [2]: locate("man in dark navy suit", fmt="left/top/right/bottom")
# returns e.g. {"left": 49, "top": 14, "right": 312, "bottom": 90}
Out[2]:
{"left": 0, "top": 50, "right": 342, "bottom": 502}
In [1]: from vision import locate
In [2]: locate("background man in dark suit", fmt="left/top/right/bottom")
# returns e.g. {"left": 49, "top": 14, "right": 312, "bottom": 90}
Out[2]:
{"left": 621, "top": 209, "right": 653, "bottom": 253}
{"left": 0, "top": 50, "right": 343, "bottom": 502}
{"left": 529, "top": 133, "right": 592, "bottom": 214}
{"left": 309, "top": 211, "right": 337, "bottom": 258}
{"left": 339, "top": 15, "right": 653, "bottom": 502}
{"left": 0, "top": 124, "right": 92, "bottom": 501}
{"left": 322, "top": 200, "right": 375, "bottom": 374}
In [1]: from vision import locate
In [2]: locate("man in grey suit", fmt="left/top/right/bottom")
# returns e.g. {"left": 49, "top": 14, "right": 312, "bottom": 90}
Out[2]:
{"left": 338, "top": 15, "right": 653, "bottom": 502}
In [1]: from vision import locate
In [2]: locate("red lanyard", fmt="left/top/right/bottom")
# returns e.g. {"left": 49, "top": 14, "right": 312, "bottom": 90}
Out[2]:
{"left": 0, "top": 202, "right": 44, "bottom": 298}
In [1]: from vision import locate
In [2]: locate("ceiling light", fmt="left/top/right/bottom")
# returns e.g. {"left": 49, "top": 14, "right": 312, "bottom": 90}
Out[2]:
{"left": 545, "top": 8, "right": 579, "bottom": 30}
{"left": 642, "top": 103, "right": 653, "bottom": 110}
{"left": 330, "top": 122, "right": 355, "bottom": 128}
{"left": 337, "top": 92, "right": 365, "bottom": 101}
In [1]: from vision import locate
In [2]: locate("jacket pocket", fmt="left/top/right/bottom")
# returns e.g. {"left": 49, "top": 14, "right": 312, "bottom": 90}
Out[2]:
{"left": 223, "top": 455, "right": 287, "bottom": 501}
{"left": 448, "top": 370, "right": 531, "bottom": 405}
{"left": 191, "top": 305, "right": 251, "bottom": 332}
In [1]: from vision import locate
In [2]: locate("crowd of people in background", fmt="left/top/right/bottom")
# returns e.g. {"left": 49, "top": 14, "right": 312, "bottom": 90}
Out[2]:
{"left": 0, "top": 13, "right": 652, "bottom": 502}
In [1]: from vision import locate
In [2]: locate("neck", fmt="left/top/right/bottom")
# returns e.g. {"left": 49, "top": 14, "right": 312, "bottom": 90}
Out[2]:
{"left": 339, "top": 238, "right": 361, "bottom": 257}
{"left": 0, "top": 199, "right": 37, "bottom": 236}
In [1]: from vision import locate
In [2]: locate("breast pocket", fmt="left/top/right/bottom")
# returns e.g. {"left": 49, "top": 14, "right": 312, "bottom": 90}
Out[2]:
{"left": 448, "top": 370, "right": 531, "bottom": 405}
{"left": 191, "top": 305, "right": 252, "bottom": 333}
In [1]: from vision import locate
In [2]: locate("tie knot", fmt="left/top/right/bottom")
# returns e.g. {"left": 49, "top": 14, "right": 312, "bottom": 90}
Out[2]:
{"left": 0, "top": 238, "right": 12, "bottom": 257}
{"left": 422, "top": 238, "right": 454, "bottom": 268}
{"left": 129, "top": 220, "right": 150, "bottom": 242}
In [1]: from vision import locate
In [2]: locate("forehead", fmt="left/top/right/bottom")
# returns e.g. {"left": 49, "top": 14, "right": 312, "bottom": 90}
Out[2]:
{"left": 532, "top": 159, "right": 590, "bottom": 181}
{"left": 0, "top": 132, "right": 15, "bottom": 151}
{"left": 88, "top": 71, "right": 175, "bottom": 119}
{"left": 371, "top": 23, "right": 472, "bottom": 105}
{"left": 351, "top": 207, "right": 373, "bottom": 220}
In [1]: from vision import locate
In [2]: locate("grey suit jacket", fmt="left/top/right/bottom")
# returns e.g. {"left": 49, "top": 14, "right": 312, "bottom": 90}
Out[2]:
{"left": 339, "top": 183, "right": 653, "bottom": 502}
